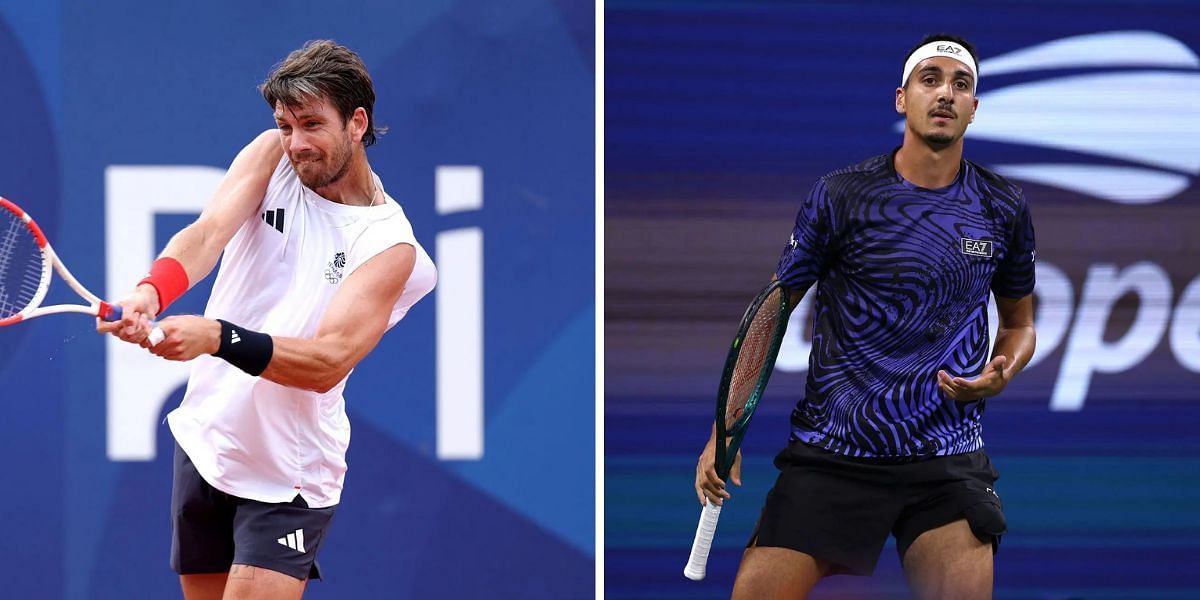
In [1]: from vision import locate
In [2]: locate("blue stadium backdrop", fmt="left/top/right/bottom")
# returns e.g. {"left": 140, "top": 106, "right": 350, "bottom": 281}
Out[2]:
{"left": 0, "top": 1, "right": 594, "bottom": 598}
{"left": 607, "top": 1, "right": 1200, "bottom": 599}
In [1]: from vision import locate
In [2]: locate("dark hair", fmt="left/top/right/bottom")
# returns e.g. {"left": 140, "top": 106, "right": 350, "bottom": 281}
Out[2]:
{"left": 260, "top": 40, "right": 386, "bottom": 147}
{"left": 903, "top": 33, "right": 979, "bottom": 87}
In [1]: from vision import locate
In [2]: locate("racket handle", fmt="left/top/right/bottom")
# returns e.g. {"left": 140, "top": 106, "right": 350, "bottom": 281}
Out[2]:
{"left": 684, "top": 501, "right": 722, "bottom": 581}
{"left": 102, "top": 305, "right": 164, "bottom": 347}
{"left": 148, "top": 326, "right": 166, "bottom": 346}
{"left": 101, "top": 303, "right": 122, "bottom": 322}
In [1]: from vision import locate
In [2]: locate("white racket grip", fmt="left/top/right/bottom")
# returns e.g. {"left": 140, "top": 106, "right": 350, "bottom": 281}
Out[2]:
{"left": 148, "top": 326, "right": 165, "bottom": 346}
{"left": 684, "top": 501, "right": 722, "bottom": 581}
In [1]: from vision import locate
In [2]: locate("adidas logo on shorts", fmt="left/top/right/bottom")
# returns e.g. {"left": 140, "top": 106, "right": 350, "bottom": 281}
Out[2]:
{"left": 277, "top": 528, "right": 306, "bottom": 553}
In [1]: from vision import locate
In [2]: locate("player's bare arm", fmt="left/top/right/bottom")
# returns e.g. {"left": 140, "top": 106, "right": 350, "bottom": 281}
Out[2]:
{"left": 938, "top": 294, "right": 1035, "bottom": 401}
{"left": 158, "top": 129, "right": 285, "bottom": 285}
{"left": 98, "top": 129, "right": 283, "bottom": 341}
{"left": 147, "top": 243, "right": 416, "bottom": 392}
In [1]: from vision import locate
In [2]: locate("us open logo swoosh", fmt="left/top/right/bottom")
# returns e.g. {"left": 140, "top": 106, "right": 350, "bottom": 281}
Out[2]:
{"left": 894, "top": 31, "right": 1200, "bottom": 204}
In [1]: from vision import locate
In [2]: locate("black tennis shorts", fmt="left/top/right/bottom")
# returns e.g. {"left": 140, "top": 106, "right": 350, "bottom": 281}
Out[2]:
{"left": 748, "top": 440, "right": 1006, "bottom": 576}
{"left": 170, "top": 441, "right": 336, "bottom": 581}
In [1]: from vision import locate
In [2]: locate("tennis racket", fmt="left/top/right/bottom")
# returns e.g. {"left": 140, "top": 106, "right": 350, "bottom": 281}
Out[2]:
{"left": 684, "top": 279, "right": 794, "bottom": 581}
{"left": 0, "top": 196, "right": 164, "bottom": 344}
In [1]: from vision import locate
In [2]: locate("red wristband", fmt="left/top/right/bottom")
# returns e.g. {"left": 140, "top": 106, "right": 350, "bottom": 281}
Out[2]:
{"left": 138, "top": 257, "right": 189, "bottom": 315}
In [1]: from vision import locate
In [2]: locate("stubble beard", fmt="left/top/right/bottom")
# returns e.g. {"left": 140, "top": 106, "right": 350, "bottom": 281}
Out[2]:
{"left": 293, "top": 136, "right": 353, "bottom": 189}
{"left": 924, "top": 130, "right": 956, "bottom": 147}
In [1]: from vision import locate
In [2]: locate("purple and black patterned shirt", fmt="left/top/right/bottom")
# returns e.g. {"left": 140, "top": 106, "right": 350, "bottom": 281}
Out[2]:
{"left": 776, "top": 149, "right": 1036, "bottom": 458}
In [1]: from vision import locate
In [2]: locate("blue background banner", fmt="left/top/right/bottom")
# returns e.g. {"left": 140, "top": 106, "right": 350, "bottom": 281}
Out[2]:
{"left": 0, "top": 1, "right": 594, "bottom": 598}
{"left": 606, "top": 1, "right": 1200, "bottom": 598}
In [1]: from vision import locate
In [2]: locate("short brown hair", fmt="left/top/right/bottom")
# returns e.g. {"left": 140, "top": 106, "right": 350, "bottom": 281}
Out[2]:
{"left": 260, "top": 40, "right": 385, "bottom": 147}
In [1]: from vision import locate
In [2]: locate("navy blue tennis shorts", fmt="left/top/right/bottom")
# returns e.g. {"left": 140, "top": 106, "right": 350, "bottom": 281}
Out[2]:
{"left": 748, "top": 440, "right": 1006, "bottom": 576}
{"left": 170, "top": 441, "right": 337, "bottom": 581}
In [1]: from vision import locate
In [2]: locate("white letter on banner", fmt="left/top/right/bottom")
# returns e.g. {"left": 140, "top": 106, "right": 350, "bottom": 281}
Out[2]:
{"left": 775, "top": 287, "right": 816, "bottom": 372}
{"left": 435, "top": 166, "right": 484, "bottom": 460}
{"left": 1169, "top": 274, "right": 1200, "bottom": 372}
{"left": 1052, "top": 262, "right": 1172, "bottom": 411}
{"left": 1025, "top": 262, "right": 1074, "bottom": 369}
{"left": 106, "top": 166, "right": 224, "bottom": 460}
{"left": 990, "top": 262, "right": 1072, "bottom": 364}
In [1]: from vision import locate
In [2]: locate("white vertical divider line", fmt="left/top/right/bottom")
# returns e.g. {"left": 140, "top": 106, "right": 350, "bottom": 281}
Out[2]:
{"left": 106, "top": 165, "right": 222, "bottom": 461}
{"left": 594, "top": 1, "right": 606, "bottom": 589}
{"left": 435, "top": 166, "right": 484, "bottom": 460}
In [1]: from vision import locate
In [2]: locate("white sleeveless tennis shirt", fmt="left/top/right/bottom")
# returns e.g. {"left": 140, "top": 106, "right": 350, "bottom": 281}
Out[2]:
{"left": 167, "top": 154, "right": 437, "bottom": 508}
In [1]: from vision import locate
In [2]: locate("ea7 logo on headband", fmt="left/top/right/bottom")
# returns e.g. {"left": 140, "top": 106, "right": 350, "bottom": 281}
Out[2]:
{"left": 961, "top": 238, "right": 993, "bottom": 258}
{"left": 938, "top": 44, "right": 963, "bottom": 55}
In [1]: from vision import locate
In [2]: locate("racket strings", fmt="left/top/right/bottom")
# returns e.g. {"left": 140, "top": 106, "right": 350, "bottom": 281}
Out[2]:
{"left": 724, "top": 289, "right": 783, "bottom": 429}
{"left": 0, "top": 211, "right": 43, "bottom": 319}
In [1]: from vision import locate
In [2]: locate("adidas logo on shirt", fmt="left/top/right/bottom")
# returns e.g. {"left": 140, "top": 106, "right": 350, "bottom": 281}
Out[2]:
{"left": 261, "top": 208, "right": 285, "bottom": 233}
{"left": 230, "top": 330, "right": 242, "bottom": 344}
{"left": 277, "top": 528, "right": 306, "bottom": 553}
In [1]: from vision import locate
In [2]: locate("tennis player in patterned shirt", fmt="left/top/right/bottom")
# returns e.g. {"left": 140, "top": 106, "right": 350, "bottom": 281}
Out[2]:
{"left": 695, "top": 33, "right": 1037, "bottom": 599}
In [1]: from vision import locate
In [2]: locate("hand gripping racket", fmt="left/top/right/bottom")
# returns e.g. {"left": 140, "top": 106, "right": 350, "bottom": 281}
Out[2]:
{"left": 684, "top": 279, "right": 794, "bottom": 581}
{"left": 0, "top": 196, "right": 164, "bottom": 343}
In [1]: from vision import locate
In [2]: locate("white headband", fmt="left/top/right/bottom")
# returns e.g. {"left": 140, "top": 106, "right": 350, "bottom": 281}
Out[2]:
{"left": 901, "top": 40, "right": 978, "bottom": 94}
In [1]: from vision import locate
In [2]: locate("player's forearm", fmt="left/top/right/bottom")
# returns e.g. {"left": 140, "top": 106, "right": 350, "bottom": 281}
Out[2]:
{"left": 991, "top": 325, "right": 1035, "bottom": 383}
{"left": 129, "top": 225, "right": 225, "bottom": 316}
{"left": 259, "top": 335, "right": 357, "bottom": 393}
{"left": 158, "top": 221, "right": 226, "bottom": 287}
{"left": 189, "top": 318, "right": 363, "bottom": 392}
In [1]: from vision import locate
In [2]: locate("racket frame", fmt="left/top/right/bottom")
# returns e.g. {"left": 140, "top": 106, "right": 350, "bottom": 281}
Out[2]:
{"left": 714, "top": 279, "right": 793, "bottom": 481}
{"left": 0, "top": 197, "right": 119, "bottom": 326}
{"left": 685, "top": 279, "right": 795, "bottom": 581}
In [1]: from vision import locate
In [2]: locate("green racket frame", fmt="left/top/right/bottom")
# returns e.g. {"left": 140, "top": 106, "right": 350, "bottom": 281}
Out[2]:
{"left": 714, "top": 279, "right": 795, "bottom": 481}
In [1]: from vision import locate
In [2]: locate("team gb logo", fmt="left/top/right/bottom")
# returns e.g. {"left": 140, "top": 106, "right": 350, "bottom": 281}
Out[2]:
{"left": 325, "top": 251, "right": 346, "bottom": 284}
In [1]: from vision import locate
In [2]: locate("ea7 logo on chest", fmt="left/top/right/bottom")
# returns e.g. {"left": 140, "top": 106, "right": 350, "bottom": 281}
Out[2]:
{"left": 961, "top": 238, "right": 993, "bottom": 258}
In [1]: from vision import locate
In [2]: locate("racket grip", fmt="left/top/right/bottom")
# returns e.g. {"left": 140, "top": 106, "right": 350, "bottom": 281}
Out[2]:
{"left": 148, "top": 326, "right": 166, "bottom": 346}
{"left": 684, "top": 501, "right": 722, "bottom": 581}
{"left": 102, "top": 303, "right": 122, "bottom": 322}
